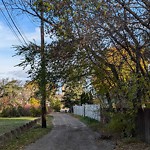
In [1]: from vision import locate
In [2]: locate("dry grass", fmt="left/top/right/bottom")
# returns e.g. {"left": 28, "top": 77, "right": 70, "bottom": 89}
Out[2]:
{"left": 115, "top": 139, "right": 150, "bottom": 150}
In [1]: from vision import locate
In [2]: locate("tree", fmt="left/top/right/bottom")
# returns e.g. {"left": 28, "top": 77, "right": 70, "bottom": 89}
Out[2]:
{"left": 50, "top": 97, "right": 61, "bottom": 112}
{"left": 44, "top": 0, "right": 150, "bottom": 108}
{"left": 80, "top": 91, "right": 93, "bottom": 105}
{"left": 7, "top": 0, "right": 150, "bottom": 134}
{"left": 62, "top": 82, "right": 84, "bottom": 109}
{"left": 0, "top": 79, "right": 23, "bottom": 110}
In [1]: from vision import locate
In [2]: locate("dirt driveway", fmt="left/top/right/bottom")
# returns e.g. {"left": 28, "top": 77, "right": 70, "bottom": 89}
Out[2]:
{"left": 24, "top": 113, "right": 114, "bottom": 150}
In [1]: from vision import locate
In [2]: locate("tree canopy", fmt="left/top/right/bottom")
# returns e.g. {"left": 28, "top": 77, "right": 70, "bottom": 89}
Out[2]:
{"left": 5, "top": 0, "right": 150, "bottom": 132}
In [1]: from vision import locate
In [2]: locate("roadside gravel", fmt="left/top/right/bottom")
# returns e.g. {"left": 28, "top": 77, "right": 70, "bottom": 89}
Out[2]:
{"left": 24, "top": 113, "right": 115, "bottom": 150}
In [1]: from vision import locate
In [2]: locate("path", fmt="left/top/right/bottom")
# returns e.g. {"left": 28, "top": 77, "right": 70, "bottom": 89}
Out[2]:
{"left": 24, "top": 113, "right": 114, "bottom": 150}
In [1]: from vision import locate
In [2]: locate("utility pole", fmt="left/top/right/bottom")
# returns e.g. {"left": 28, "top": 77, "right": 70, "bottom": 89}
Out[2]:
{"left": 40, "top": 0, "right": 47, "bottom": 128}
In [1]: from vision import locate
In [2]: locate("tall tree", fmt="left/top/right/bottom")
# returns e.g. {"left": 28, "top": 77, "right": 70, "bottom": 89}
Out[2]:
{"left": 8, "top": 0, "right": 150, "bottom": 111}
{"left": 0, "top": 79, "right": 23, "bottom": 109}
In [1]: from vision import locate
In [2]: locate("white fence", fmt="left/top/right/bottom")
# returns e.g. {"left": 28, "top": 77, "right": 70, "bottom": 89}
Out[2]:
{"left": 73, "top": 104, "right": 100, "bottom": 121}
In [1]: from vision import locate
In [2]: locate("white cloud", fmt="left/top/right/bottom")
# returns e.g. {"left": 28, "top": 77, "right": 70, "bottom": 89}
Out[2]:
{"left": 27, "top": 27, "right": 40, "bottom": 42}
{"left": 0, "top": 21, "right": 41, "bottom": 81}
{"left": 0, "top": 22, "right": 16, "bottom": 49}
{"left": 0, "top": 22, "right": 41, "bottom": 49}
{"left": 0, "top": 20, "right": 53, "bottom": 81}
{"left": 0, "top": 70, "right": 28, "bottom": 81}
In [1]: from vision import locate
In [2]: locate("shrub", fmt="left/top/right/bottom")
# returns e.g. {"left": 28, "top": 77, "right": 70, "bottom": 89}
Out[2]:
{"left": 0, "top": 105, "right": 41, "bottom": 117}
{"left": 11, "top": 107, "right": 20, "bottom": 117}
{"left": 17, "top": 106, "right": 24, "bottom": 116}
{"left": 106, "top": 113, "right": 126, "bottom": 135}
{"left": 29, "top": 97, "right": 40, "bottom": 106}
{"left": 23, "top": 104, "right": 32, "bottom": 116}
{"left": 17, "top": 106, "right": 31, "bottom": 116}
{"left": 105, "top": 110, "right": 136, "bottom": 138}
{"left": 1, "top": 107, "right": 10, "bottom": 117}
{"left": 50, "top": 98, "right": 61, "bottom": 112}
{"left": 1, "top": 106, "right": 20, "bottom": 117}
{"left": 30, "top": 106, "right": 41, "bottom": 117}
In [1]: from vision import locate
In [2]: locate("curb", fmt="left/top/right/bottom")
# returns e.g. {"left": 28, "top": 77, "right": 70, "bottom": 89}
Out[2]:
{"left": 0, "top": 118, "right": 40, "bottom": 146}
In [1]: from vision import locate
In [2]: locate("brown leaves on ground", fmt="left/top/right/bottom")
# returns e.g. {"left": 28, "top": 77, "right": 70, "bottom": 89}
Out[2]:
{"left": 115, "top": 140, "right": 150, "bottom": 150}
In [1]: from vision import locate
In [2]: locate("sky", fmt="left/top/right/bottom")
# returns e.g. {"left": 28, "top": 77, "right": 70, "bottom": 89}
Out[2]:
{"left": 0, "top": 4, "right": 41, "bottom": 82}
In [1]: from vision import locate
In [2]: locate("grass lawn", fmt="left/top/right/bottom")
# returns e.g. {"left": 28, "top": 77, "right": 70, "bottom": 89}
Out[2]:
{"left": 72, "top": 114, "right": 101, "bottom": 131}
{"left": 0, "top": 117, "right": 37, "bottom": 135}
{"left": 0, "top": 115, "right": 53, "bottom": 150}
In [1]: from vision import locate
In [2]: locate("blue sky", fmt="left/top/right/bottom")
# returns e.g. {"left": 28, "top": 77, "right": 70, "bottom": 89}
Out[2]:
{"left": 0, "top": 7, "right": 41, "bottom": 82}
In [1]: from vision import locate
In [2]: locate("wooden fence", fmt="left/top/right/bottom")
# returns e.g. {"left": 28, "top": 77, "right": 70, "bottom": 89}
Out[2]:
{"left": 136, "top": 108, "right": 150, "bottom": 144}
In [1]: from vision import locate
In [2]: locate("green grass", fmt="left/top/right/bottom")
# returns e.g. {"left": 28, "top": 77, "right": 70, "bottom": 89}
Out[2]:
{"left": 0, "top": 117, "right": 37, "bottom": 135}
{"left": 0, "top": 115, "right": 53, "bottom": 150}
{"left": 72, "top": 114, "right": 101, "bottom": 131}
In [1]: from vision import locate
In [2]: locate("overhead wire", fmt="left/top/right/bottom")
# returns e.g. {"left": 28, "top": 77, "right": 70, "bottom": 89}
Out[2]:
{"left": 0, "top": 8, "right": 23, "bottom": 44}
{"left": 11, "top": 12, "right": 29, "bottom": 43}
{"left": 2, "top": 0, "right": 28, "bottom": 45}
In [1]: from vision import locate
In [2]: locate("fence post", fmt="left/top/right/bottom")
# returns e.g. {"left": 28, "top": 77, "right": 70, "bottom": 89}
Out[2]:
{"left": 83, "top": 104, "right": 85, "bottom": 117}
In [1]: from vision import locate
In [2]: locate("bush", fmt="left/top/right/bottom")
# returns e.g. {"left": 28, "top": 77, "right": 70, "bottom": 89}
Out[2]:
{"left": 53, "top": 104, "right": 61, "bottom": 112}
{"left": 106, "top": 113, "right": 126, "bottom": 135}
{"left": 50, "top": 98, "right": 61, "bottom": 112}
{"left": 105, "top": 110, "right": 136, "bottom": 138}
{"left": 1, "top": 105, "right": 41, "bottom": 117}
{"left": 11, "top": 107, "right": 20, "bottom": 117}
{"left": 1, "top": 107, "right": 10, "bottom": 117}
{"left": 17, "top": 106, "right": 30, "bottom": 116}
{"left": 17, "top": 106, "right": 25, "bottom": 116}
{"left": 30, "top": 106, "right": 41, "bottom": 117}
{"left": 1, "top": 106, "right": 20, "bottom": 117}
{"left": 23, "top": 104, "right": 32, "bottom": 116}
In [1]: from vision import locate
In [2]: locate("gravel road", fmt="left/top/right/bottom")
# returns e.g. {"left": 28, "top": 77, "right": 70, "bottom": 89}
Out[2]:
{"left": 24, "top": 112, "right": 114, "bottom": 150}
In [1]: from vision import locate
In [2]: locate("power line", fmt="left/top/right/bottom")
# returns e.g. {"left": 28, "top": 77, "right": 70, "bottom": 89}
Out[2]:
{"left": 2, "top": 0, "right": 28, "bottom": 45}
{"left": 11, "top": 12, "right": 29, "bottom": 43}
{"left": 0, "top": 8, "right": 23, "bottom": 44}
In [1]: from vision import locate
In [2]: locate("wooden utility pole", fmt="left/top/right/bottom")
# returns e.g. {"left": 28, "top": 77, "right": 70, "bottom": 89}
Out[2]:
{"left": 40, "top": 0, "right": 47, "bottom": 128}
